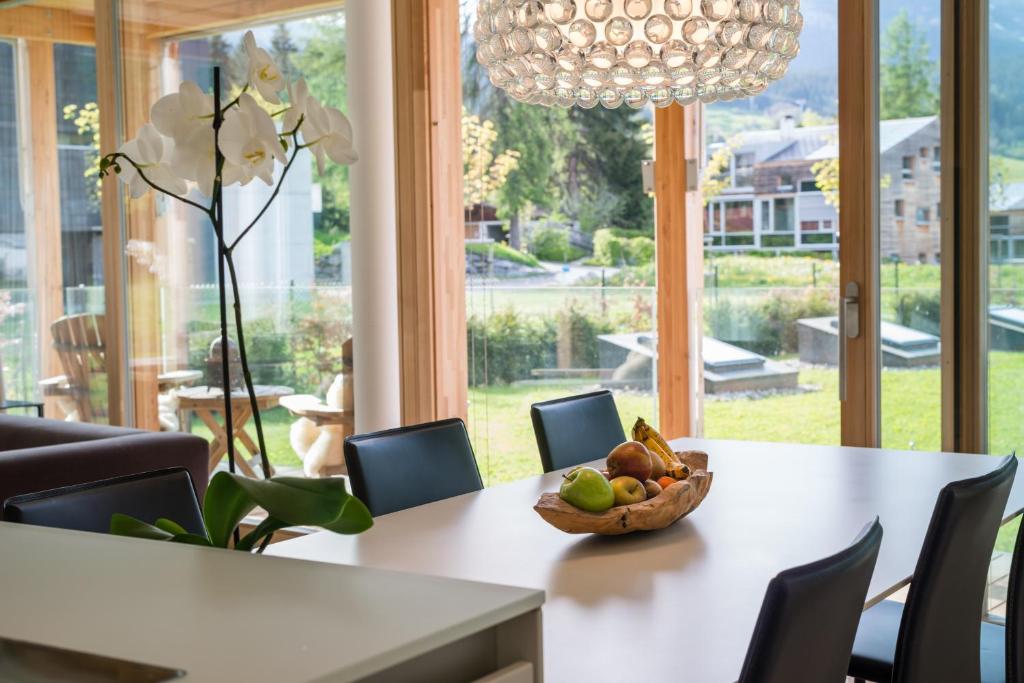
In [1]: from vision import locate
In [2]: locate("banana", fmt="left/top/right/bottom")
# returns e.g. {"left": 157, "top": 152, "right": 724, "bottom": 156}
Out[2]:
{"left": 633, "top": 417, "right": 692, "bottom": 480}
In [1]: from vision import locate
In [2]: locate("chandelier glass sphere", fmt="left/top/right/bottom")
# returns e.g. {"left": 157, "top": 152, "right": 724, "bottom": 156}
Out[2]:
{"left": 474, "top": 0, "right": 803, "bottom": 109}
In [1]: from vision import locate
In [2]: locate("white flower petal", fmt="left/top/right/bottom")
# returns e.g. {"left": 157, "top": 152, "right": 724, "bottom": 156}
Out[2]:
{"left": 136, "top": 124, "right": 164, "bottom": 165}
{"left": 150, "top": 93, "right": 184, "bottom": 138}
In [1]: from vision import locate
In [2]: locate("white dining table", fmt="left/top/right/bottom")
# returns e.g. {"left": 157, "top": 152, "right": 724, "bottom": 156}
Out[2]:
{"left": 269, "top": 438, "right": 1024, "bottom": 682}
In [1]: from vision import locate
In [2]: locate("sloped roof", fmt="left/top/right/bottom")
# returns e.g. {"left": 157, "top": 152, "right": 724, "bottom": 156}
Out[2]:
{"left": 992, "top": 182, "right": 1024, "bottom": 213}
{"left": 721, "top": 116, "right": 939, "bottom": 164}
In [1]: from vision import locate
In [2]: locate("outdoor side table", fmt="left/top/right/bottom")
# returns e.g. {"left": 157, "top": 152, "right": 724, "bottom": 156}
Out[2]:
{"left": 177, "top": 385, "right": 294, "bottom": 479}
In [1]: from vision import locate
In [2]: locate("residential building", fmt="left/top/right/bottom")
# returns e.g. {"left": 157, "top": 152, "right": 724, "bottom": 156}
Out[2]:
{"left": 991, "top": 182, "right": 1024, "bottom": 262}
{"left": 705, "top": 116, "right": 943, "bottom": 264}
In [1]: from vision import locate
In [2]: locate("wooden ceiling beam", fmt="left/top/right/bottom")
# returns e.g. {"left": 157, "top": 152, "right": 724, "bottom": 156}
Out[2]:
{"left": 136, "top": 0, "right": 344, "bottom": 39}
{"left": 0, "top": 6, "right": 95, "bottom": 45}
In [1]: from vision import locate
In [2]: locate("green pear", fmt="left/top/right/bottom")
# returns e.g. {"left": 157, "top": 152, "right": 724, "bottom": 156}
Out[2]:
{"left": 559, "top": 467, "right": 615, "bottom": 512}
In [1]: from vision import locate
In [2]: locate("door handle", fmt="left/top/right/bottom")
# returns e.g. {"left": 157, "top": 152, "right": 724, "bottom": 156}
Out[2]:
{"left": 839, "top": 281, "right": 860, "bottom": 401}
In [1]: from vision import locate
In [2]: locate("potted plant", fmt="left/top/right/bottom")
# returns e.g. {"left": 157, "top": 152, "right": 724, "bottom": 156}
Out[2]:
{"left": 101, "top": 31, "right": 370, "bottom": 549}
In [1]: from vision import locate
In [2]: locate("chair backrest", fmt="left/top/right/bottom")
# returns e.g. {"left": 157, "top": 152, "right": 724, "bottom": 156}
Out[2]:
{"left": 51, "top": 313, "right": 107, "bottom": 422}
{"left": 2, "top": 467, "right": 205, "bottom": 536}
{"left": 1003, "top": 458, "right": 1024, "bottom": 683}
{"left": 344, "top": 418, "right": 483, "bottom": 517}
{"left": 738, "top": 519, "right": 883, "bottom": 683}
{"left": 530, "top": 390, "right": 626, "bottom": 473}
{"left": 894, "top": 454, "right": 1017, "bottom": 683}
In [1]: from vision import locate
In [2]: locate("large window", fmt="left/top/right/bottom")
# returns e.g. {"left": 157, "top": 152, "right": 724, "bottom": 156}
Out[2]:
{"left": 0, "top": 1, "right": 355, "bottom": 474}
{"left": 462, "top": 0, "right": 656, "bottom": 485}
{"left": 0, "top": 29, "right": 104, "bottom": 419}
{"left": 115, "top": 7, "right": 353, "bottom": 470}
{"left": 0, "top": 40, "right": 29, "bottom": 407}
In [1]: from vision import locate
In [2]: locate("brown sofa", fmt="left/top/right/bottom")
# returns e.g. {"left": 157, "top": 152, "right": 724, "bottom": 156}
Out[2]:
{"left": 0, "top": 415, "right": 209, "bottom": 515}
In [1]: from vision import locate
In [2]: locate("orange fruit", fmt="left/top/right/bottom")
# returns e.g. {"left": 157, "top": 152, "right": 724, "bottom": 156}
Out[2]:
{"left": 657, "top": 476, "right": 677, "bottom": 490}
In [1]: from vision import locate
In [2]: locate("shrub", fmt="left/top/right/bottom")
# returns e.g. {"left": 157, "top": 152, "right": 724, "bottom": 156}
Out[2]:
{"left": 892, "top": 290, "right": 941, "bottom": 334}
{"left": 704, "top": 287, "right": 835, "bottom": 356}
{"left": 626, "top": 236, "right": 655, "bottom": 265}
{"left": 466, "top": 302, "right": 620, "bottom": 386}
{"left": 467, "top": 309, "right": 556, "bottom": 386}
{"left": 593, "top": 229, "right": 655, "bottom": 267}
{"left": 593, "top": 229, "right": 626, "bottom": 266}
{"left": 529, "top": 227, "right": 568, "bottom": 261}
{"left": 465, "top": 241, "right": 540, "bottom": 268}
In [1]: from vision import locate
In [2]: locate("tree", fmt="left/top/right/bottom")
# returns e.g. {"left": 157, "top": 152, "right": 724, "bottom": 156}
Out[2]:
{"left": 462, "top": 108, "right": 520, "bottom": 210}
{"left": 294, "top": 15, "right": 350, "bottom": 236}
{"left": 566, "top": 106, "right": 653, "bottom": 232}
{"left": 880, "top": 10, "right": 938, "bottom": 120}
{"left": 271, "top": 24, "right": 301, "bottom": 82}
{"left": 495, "top": 101, "right": 562, "bottom": 249}
{"left": 702, "top": 136, "right": 741, "bottom": 206}
{"left": 207, "top": 34, "right": 238, "bottom": 92}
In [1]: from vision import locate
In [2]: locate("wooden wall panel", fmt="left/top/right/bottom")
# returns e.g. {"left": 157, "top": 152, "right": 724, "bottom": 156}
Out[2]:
{"left": 25, "top": 41, "right": 65, "bottom": 416}
{"left": 838, "top": 0, "right": 881, "bottom": 447}
{"left": 120, "top": 18, "right": 163, "bottom": 431}
{"left": 654, "top": 104, "right": 703, "bottom": 439}
{"left": 95, "top": 0, "right": 128, "bottom": 426}
{"left": 392, "top": 0, "right": 467, "bottom": 425}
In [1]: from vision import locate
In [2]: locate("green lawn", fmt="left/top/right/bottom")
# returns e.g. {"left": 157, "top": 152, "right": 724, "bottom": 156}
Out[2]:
{"left": 202, "top": 352, "right": 1024, "bottom": 482}
{"left": 189, "top": 353, "right": 1024, "bottom": 550}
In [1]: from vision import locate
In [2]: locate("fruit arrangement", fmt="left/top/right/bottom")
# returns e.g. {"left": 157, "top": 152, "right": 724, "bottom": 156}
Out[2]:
{"left": 534, "top": 418, "right": 713, "bottom": 535}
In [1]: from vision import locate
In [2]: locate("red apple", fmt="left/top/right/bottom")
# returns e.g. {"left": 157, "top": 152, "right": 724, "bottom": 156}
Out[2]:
{"left": 606, "top": 441, "right": 653, "bottom": 482}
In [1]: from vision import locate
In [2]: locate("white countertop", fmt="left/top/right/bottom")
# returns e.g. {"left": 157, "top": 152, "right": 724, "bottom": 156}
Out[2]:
{"left": 0, "top": 522, "right": 543, "bottom": 682}
{"left": 269, "top": 437, "right": 1024, "bottom": 682}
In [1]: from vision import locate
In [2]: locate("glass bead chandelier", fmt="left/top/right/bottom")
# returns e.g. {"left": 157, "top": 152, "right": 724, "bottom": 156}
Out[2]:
{"left": 474, "top": 0, "right": 803, "bottom": 109}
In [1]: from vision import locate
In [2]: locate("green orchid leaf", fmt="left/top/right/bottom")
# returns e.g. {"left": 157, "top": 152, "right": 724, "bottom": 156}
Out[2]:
{"left": 322, "top": 495, "right": 374, "bottom": 535}
{"left": 235, "top": 515, "right": 291, "bottom": 553}
{"left": 110, "top": 513, "right": 175, "bottom": 541}
{"left": 203, "top": 472, "right": 257, "bottom": 548}
{"left": 154, "top": 518, "right": 189, "bottom": 537}
{"left": 228, "top": 476, "right": 351, "bottom": 527}
{"left": 170, "top": 533, "right": 215, "bottom": 547}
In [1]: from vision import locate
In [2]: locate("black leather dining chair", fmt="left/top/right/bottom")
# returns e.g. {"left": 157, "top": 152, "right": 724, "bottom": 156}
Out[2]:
{"left": 849, "top": 454, "right": 1018, "bottom": 683}
{"left": 530, "top": 390, "right": 626, "bottom": 473}
{"left": 738, "top": 518, "right": 883, "bottom": 683}
{"left": 2, "top": 467, "right": 205, "bottom": 536}
{"left": 980, "top": 507, "right": 1024, "bottom": 683}
{"left": 344, "top": 418, "right": 483, "bottom": 517}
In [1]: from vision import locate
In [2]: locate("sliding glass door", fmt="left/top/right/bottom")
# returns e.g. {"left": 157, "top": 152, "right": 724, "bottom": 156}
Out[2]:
{"left": 700, "top": 0, "right": 841, "bottom": 446}
{"left": 877, "top": 0, "right": 943, "bottom": 451}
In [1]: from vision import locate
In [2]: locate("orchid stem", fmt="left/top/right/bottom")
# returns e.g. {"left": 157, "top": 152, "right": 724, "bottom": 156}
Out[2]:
{"left": 104, "top": 153, "right": 211, "bottom": 215}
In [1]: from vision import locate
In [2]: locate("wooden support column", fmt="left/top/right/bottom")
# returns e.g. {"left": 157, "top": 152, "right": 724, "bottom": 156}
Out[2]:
{"left": 654, "top": 104, "right": 703, "bottom": 439}
{"left": 838, "top": 0, "right": 881, "bottom": 447}
{"left": 940, "top": 0, "right": 989, "bottom": 454}
{"left": 392, "top": 0, "right": 468, "bottom": 425}
{"left": 121, "top": 21, "right": 163, "bottom": 431}
{"left": 24, "top": 40, "right": 64, "bottom": 415}
{"left": 95, "top": 0, "right": 128, "bottom": 426}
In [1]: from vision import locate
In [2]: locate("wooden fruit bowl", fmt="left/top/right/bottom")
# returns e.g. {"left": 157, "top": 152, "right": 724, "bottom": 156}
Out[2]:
{"left": 534, "top": 451, "right": 713, "bottom": 535}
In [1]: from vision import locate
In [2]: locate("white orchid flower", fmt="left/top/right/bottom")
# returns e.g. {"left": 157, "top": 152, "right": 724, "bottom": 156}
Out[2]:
{"left": 219, "top": 93, "right": 287, "bottom": 186}
{"left": 115, "top": 124, "right": 188, "bottom": 198}
{"left": 243, "top": 30, "right": 284, "bottom": 104}
{"left": 300, "top": 96, "right": 359, "bottom": 173}
{"left": 282, "top": 78, "right": 309, "bottom": 133}
{"left": 150, "top": 81, "right": 214, "bottom": 143}
{"left": 169, "top": 125, "right": 244, "bottom": 197}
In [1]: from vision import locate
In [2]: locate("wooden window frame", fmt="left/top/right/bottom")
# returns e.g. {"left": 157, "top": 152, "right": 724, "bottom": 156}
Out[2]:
{"left": 392, "top": 0, "right": 468, "bottom": 426}
{"left": 940, "top": 0, "right": 989, "bottom": 453}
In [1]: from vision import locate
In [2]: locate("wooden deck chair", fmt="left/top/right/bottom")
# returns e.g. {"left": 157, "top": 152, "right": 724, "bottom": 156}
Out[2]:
{"left": 41, "top": 313, "right": 107, "bottom": 422}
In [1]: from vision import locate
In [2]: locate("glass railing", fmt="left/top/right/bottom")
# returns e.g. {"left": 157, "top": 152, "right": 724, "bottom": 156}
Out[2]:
{"left": 465, "top": 283, "right": 658, "bottom": 485}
